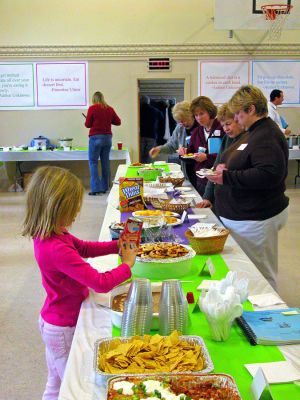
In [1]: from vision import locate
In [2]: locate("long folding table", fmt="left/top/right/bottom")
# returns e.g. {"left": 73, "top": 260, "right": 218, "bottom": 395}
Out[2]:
{"left": 59, "top": 164, "right": 300, "bottom": 400}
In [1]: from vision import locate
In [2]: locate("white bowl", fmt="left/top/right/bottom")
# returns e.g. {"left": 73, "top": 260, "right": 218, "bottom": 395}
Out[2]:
{"left": 109, "top": 282, "right": 162, "bottom": 330}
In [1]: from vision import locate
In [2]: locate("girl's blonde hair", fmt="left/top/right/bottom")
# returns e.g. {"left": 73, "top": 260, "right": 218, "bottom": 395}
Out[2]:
{"left": 22, "top": 166, "right": 84, "bottom": 239}
{"left": 228, "top": 85, "right": 268, "bottom": 117}
{"left": 217, "top": 103, "right": 235, "bottom": 122}
{"left": 190, "top": 96, "right": 218, "bottom": 119}
{"left": 172, "top": 101, "right": 193, "bottom": 122}
{"left": 92, "top": 91, "right": 107, "bottom": 107}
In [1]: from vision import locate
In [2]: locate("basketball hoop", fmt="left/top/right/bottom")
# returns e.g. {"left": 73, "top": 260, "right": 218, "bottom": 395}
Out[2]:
{"left": 261, "top": 4, "right": 293, "bottom": 40}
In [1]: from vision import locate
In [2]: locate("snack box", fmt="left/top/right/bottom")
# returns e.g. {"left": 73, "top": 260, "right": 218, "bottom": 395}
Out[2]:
{"left": 94, "top": 334, "right": 214, "bottom": 380}
{"left": 122, "top": 217, "right": 143, "bottom": 247}
{"left": 119, "top": 177, "right": 144, "bottom": 212}
{"left": 107, "top": 373, "right": 241, "bottom": 400}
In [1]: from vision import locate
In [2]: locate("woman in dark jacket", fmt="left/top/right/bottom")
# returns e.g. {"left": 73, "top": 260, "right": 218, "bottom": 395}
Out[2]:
{"left": 85, "top": 91, "right": 121, "bottom": 195}
{"left": 207, "top": 85, "right": 289, "bottom": 289}
{"left": 179, "top": 96, "right": 225, "bottom": 195}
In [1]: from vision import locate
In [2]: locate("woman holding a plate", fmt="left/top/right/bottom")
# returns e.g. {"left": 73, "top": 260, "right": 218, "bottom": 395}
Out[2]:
{"left": 179, "top": 96, "right": 225, "bottom": 195}
{"left": 196, "top": 103, "right": 245, "bottom": 209}
{"left": 206, "top": 85, "right": 289, "bottom": 289}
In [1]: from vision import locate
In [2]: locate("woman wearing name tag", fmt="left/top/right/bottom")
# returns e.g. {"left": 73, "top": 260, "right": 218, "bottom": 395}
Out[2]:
{"left": 179, "top": 96, "right": 225, "bottom": 195}
{"left": 206, "top": 85, "right": 289, "bottom": 290}
{"left": 196, "top": 103, "right": 245, "bottom": 209}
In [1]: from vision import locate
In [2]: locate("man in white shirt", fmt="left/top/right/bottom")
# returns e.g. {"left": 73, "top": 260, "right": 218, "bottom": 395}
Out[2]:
{"left": 267, "top": 89, "right": 291, "bottom": 136}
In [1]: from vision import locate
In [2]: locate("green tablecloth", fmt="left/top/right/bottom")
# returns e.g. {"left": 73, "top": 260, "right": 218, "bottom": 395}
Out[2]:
{"left": 112, "top": 254, "right": 299, "bottom": 399}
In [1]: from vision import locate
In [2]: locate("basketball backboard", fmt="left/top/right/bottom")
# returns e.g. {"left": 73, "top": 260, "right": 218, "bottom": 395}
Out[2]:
{"left": 214, "top": 0, "right": 300, "bottom": 30}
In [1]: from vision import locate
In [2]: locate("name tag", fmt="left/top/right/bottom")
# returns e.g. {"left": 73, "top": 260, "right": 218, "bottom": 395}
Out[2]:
{"left": 213, "top": 130, "right": 221, "bottom": 137}
{"left": 237, "top": 144, "right": 248, "bottom": 150}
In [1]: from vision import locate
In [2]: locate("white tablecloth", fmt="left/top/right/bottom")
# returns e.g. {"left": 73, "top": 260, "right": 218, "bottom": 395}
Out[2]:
{"left": 59, "top": 164, "right": 300, "bottom": 400}
{"left": 0, "top": 148, "right": 131, "bottom": 164}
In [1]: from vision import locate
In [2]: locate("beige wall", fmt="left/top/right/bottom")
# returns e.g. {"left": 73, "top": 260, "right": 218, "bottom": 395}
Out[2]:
{"left": 1, "top": 0, "right": 299, "bottom": 45}
{"left": 0, "top": 0, "right": 300, "bottom": 185}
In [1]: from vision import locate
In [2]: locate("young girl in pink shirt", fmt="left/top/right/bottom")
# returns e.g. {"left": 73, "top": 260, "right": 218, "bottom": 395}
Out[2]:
{"left": 22, "top": 166, "right": 137, "bottom": 400}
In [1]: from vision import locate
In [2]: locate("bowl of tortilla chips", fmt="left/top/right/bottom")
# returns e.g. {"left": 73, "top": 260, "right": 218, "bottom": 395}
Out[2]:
{"left": 94, "top": 330, "right": 213, "bottom": 379}
{"left": 132, "top": 242, "right": 196, "bottom": 280}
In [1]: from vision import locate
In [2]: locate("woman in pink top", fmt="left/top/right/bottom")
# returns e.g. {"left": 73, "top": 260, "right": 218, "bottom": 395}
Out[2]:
{"left": 22, "top": 166, "right": 137, "bottom": 400}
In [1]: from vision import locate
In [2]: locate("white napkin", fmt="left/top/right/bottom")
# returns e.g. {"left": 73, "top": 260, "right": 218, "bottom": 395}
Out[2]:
{"left": 180, "top": 194, "right": 197, "bottom": 198}
{"left": 248, "top": 293, "right": 285, "bottom": 307}
{"left": 169, "top": 198, "right": 190, "bottom": 205}
{"left": 245, "top": 361, "right": 300, "bottom": 383}
{"left": 189, "top": 222, "right": 220, "bottom": 237}
{"left": 197, "top": 280, "right": 219, "bottom": 291}
{"left": 212, "top": 271, "right": 249, "bottom": 303}
{"left": 187, "top": 214, "right": 207, "bottom": 220}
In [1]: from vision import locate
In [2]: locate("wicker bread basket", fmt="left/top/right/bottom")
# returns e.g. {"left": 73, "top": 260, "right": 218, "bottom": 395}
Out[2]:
{"left": 159, "top": 176, "right": 185, "bottom": 187}
{"left": 185, "top": 228, "right": 229, "bottom": 255}
{"left": 151, "top": 199, "right": 191, "bottom": 213}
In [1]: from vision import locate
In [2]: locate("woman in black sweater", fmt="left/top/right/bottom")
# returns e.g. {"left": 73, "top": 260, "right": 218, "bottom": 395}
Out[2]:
{"left": 207, "top": 85, "right": 289, "bottom": 290}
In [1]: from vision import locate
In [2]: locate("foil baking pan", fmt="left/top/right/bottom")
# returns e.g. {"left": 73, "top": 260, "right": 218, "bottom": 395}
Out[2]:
{"left": 93, "top": 335, "right": 214, "bottom": 380}
{"left": 106, "top": 373, "right": 241, "bottom": 400}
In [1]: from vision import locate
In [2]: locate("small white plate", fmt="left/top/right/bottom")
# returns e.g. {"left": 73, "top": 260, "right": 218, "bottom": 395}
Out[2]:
{"left": 180, "top": 194, "right": 197, "bottom": 198}
{"left": 181, "top": 154, "right": 195, "bottom": 159}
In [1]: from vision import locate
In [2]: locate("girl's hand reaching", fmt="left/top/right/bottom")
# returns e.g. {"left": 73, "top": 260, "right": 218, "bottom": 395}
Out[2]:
{"left": 120, "top": 240, "right": 138, "bottom": 268}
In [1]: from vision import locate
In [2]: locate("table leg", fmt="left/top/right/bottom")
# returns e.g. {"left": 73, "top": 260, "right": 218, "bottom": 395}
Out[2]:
{"left": 294, "top": 160, "right": 300, "bottom": 187}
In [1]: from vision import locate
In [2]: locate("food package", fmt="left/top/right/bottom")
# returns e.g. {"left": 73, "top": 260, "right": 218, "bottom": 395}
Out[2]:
{"left": 119, "top": 177, "right": 144, "bottom": 212}
{"left": 122, "top": 217, "right": 143, "bottom": 247}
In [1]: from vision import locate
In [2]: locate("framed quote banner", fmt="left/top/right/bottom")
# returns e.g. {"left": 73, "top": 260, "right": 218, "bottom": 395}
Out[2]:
{"left": 0, "top": 63, "right": 35, "bottom": 108}
{"left": 252, "top": 61, "right": 300, "bottom": 107}
{"left": 0, "top": 61, "right": 88, "bottom": 110}
{"left": 199, "top": 61, "right": 250, "bottom": 104}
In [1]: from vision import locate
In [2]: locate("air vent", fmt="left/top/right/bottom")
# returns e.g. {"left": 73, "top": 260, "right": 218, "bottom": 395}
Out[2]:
{"left": 148, "top": 58, "right": 171, "bottom": 71}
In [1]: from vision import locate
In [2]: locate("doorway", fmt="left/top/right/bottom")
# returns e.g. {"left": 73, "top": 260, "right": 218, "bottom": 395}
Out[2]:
{"left": 138, "top": 79, "right": 185, "bottom": 163}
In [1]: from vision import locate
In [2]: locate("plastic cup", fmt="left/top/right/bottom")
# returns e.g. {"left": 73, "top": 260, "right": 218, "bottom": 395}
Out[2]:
{"left": 205, "top": 315, "right": 233, "bottom": 342}
{"left": 159, "top": 279, "right": 189, "bottom": 335}
{"left": 121, "top": 279, "right": 153, "bottom": 336}
{"left": 117, "top": 142, "right": 123, "bottom": 150}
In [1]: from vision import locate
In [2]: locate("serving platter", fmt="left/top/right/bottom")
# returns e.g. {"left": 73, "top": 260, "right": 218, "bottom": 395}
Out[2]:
{"left": 132, "top": 210, "right": 180, "bottom": 218}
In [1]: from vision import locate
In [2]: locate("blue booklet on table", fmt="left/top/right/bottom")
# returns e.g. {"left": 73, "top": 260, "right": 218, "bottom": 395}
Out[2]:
{"left": 237, "top": 308, "right": 300, "bottom": 345}
{"left": 208, "top": 137, "right": 222, "bottom": 154}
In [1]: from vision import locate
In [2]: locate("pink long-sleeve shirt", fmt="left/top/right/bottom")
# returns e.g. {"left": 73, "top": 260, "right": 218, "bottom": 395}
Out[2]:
{"left": 34, "top": 231, "right": 131, "bottom": 327}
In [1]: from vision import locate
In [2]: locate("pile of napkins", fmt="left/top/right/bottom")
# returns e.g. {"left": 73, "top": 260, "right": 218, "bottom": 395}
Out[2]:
{"left": 143, "top": 187, "right": 169, "bottom": 199}
{"left": 189, "top": 222, "right": 222, "bottom": 238}
{"left": 169, "top": 198, "right": 190, "bottom": 205}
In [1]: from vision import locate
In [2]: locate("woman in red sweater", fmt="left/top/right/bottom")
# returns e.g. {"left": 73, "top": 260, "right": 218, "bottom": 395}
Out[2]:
{"left": 85, "top": 91, "right": 121, "bottom": 195}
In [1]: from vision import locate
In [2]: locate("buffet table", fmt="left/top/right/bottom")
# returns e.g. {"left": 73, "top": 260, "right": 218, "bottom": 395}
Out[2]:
{"left": 59, "top": 164, "right": 300, "bottom": 400}
{"left": 289, "top": 148, "right": 300, "bottom": 186}
{"left": 0, "top": 147, "right": 131, "bottom": 164}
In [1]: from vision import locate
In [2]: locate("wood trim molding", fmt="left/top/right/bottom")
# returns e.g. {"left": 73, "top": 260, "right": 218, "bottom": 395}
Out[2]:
{"left": 0, "top": 43, "right": 300, "bottom": 58}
